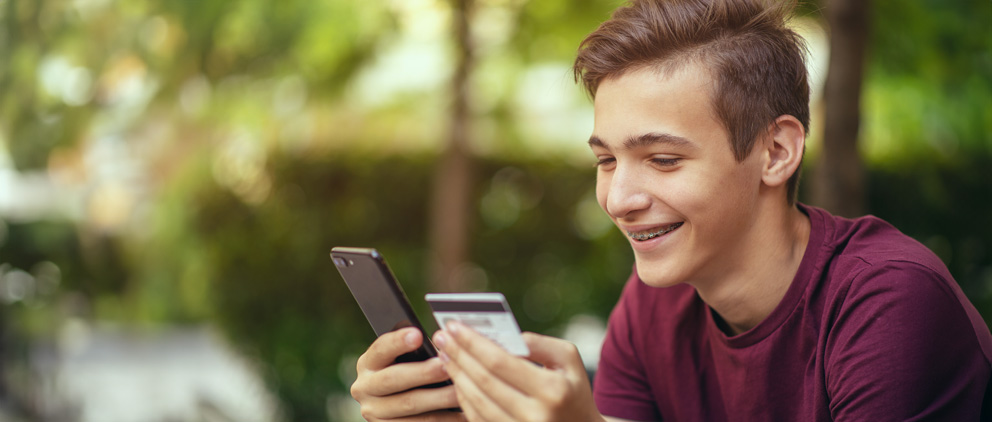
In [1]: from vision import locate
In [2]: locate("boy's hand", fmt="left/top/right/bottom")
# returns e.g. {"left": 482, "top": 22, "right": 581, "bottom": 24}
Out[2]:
{"left": 351, "top": 327, "right": 465, "bottom": 421}
{"left": 433, "top": 322, "right": 604, "bottom": 422}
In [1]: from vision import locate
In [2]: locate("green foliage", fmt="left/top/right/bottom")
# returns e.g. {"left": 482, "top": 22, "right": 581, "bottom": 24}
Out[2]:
{"left": 511, "top": 0, "right": 620, "bottom": 62}
{"left": 861, "top": 0, "right": 992, "bottom": 161}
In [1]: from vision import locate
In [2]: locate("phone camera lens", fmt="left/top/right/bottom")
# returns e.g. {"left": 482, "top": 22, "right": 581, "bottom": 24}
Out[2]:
{"left": 333, "top": 257, "right": 350, "bottom": 267}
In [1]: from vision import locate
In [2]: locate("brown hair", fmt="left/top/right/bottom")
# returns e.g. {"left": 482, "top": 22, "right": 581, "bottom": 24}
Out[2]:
{"left": 574, "top": 0, "right": 810, "bottom": 204}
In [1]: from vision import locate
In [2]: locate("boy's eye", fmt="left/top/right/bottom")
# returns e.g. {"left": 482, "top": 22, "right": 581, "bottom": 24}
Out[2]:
{"left": 652, "top": 157, "right": 681, "bottom": 166}
{"left": 595, "top": 157, "right": 616, "bottom": 167}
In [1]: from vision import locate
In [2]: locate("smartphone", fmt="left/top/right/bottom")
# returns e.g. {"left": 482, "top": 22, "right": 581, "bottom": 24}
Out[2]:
{"left": 331, "top": 247, "right": 439, "bottom": 364}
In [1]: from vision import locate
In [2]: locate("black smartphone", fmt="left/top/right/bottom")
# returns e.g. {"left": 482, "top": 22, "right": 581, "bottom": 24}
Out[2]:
{"left": 331, "top": 247, "right": 438, "bottom": 364}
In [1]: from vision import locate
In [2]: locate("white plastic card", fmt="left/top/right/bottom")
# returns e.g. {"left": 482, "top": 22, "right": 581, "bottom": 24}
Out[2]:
{"left": 425, "top": 292, "right": 530, "bottom": 356}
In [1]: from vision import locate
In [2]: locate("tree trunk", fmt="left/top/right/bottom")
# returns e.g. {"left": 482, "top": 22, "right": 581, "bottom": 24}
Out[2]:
{"left": 811, "top": 0, "right": 869, "bottom": 217}
{"left": 429, "top": 0, "right": 474, "bottom": 292}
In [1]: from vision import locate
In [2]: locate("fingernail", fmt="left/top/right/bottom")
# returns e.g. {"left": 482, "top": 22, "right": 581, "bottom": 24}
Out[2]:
{"left": 404, "top": 329, "right": 419, "bottom": 347}
{"left": 439, "top": 351, "right": 450, "bottom": 363}
{"left": 434, "top": 331, "right": 448, "bottom": 348}
{"left": 446, "top": 320, "right": 461, "bottom": 335}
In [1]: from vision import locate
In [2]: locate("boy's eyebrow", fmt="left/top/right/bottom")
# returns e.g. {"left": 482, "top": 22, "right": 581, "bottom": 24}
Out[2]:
{"left": 588, "top": 132, "right": 697, "bottom": 150}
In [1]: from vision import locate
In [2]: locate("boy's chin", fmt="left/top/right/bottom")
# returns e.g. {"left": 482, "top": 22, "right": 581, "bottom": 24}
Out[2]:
{"left": 634, "top": 264, "right": 683, "bottom": 289}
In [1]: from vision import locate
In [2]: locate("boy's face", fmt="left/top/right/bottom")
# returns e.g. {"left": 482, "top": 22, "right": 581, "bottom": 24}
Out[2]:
{"left": 589, "top": 64, "right": 766, "bottom": 288}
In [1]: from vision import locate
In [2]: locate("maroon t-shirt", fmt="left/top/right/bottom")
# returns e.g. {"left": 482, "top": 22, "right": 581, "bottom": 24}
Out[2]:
{"left": 594, "top": 204, "right": 992, "bottom": 421}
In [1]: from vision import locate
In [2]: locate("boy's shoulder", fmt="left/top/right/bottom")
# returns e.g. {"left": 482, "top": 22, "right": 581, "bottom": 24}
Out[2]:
{"left": 803, "top": 203, "right": 951, "bottom": 279}
{"left": 802, "top": 204, "right": 992, "bottom": 364}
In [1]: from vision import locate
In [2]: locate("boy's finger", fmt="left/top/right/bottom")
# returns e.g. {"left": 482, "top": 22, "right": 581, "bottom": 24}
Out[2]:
{"left": 358, "top": 327, "right": 423, "bottom": 371}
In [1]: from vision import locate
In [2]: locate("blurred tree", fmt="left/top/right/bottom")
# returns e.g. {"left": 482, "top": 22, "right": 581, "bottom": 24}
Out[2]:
{"left": 811, "top": 0, "right": 869, "bottom": 217}
{"left": 430, "top": 0, "right": 477, "bottom": 293}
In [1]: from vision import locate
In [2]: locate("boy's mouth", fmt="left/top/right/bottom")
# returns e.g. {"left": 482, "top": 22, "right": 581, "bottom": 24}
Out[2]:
{"left": 627, "top": 222, "right": 683, "bottom": 241}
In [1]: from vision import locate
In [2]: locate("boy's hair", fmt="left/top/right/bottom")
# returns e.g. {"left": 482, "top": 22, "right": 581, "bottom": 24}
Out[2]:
{"left": 574, "top": 0, "right": 810, "bottom": 204}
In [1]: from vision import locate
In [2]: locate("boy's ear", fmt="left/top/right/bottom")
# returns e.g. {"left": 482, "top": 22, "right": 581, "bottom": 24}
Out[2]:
{"left": 761, "top": 115, "right": 805, "bottom": 188}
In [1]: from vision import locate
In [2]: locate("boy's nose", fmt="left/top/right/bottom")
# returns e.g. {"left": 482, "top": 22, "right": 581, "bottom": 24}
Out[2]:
{"left": 603, "top": 166, "right": 651, "bottom": 220}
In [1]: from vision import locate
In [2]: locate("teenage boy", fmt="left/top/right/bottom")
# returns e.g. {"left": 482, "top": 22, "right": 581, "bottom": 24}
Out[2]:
{"left": 348, "top": 0, "right": 992, "bottom": 420}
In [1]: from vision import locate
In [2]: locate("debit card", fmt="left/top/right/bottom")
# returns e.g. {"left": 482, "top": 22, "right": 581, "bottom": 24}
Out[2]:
{"left": 425, "top": 292, "right": 530, "bottom": 356}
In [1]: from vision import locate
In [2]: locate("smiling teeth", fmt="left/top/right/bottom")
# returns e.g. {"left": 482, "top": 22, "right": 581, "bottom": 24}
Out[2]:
{"left": 627, "top": 223, "right": 683, "bottom": 241}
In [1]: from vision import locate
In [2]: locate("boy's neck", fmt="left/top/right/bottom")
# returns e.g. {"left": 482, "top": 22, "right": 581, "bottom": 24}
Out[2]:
{"left": 693, "top": 202, "right": 811, "bottom": 336}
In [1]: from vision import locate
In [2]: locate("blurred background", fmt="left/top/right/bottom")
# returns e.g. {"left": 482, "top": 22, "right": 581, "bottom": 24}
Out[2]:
{"left": 0, "top": 0, "right": 988, "bottom": 420}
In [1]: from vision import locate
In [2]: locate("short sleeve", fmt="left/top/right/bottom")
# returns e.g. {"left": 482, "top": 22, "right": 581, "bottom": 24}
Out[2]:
{"left": 825, "top": 261, "right": 991, "bottom": 421}
{"left": 594, "top": 276, "right": 663, "bottom": 421}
